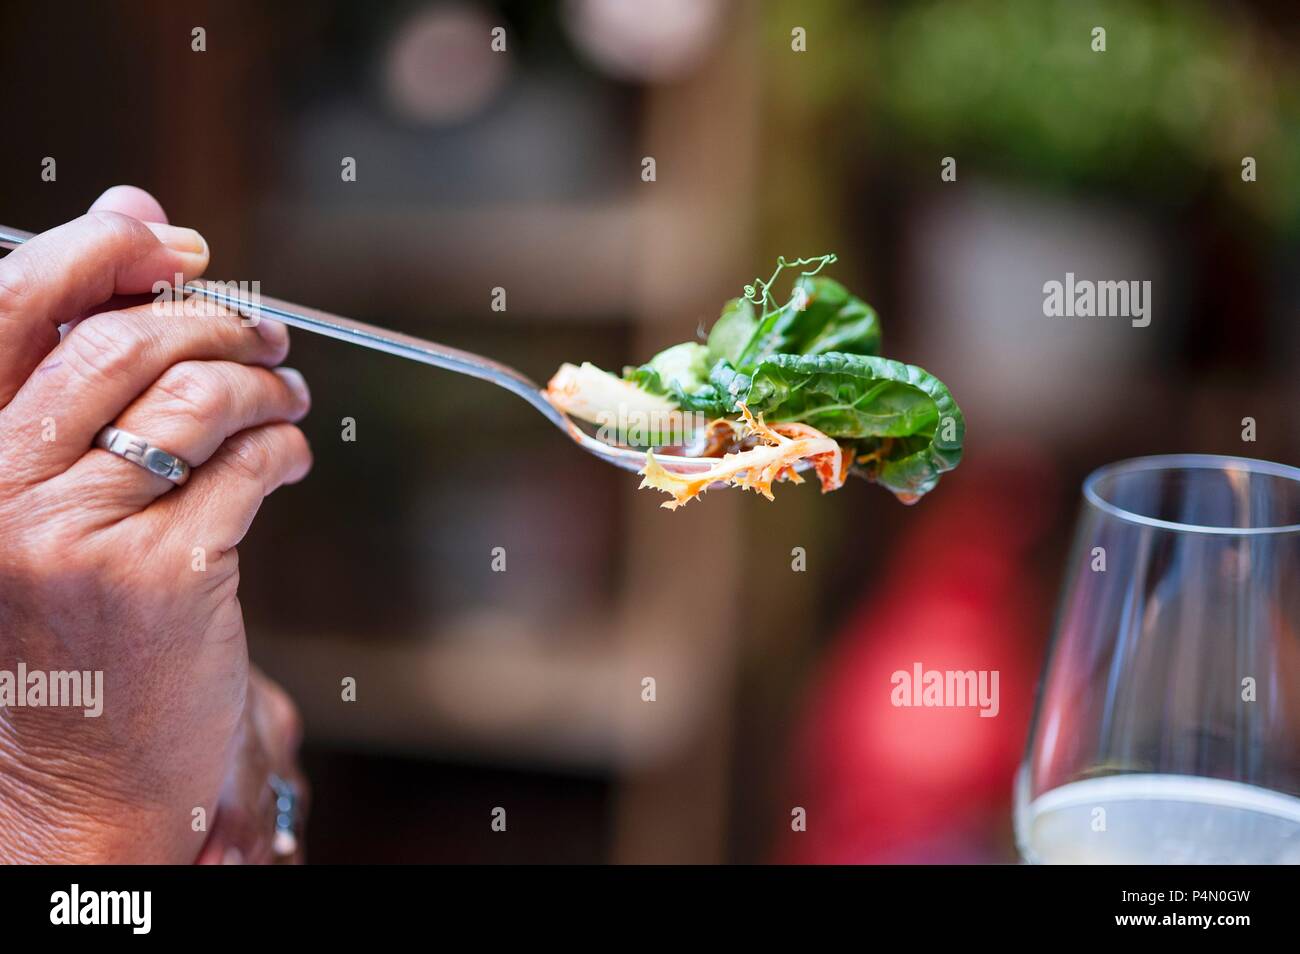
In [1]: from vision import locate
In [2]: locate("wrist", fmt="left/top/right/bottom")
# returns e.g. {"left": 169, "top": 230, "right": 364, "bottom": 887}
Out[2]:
{"left": 0, "top": 718, "right": 203, "bottom": 863}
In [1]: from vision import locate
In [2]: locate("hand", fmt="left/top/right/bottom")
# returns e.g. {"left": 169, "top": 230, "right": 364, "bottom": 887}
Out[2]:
{"left": 0, "top": 186, "right": 312, "bottom": 863}
{"left": 196, "top": 667, "right": 309, "bottom": 865}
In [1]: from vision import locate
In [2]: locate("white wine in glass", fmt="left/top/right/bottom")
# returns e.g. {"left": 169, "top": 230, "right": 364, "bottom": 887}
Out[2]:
{"left": 1016, "top": 455, "right": 1300, "bottom": 864}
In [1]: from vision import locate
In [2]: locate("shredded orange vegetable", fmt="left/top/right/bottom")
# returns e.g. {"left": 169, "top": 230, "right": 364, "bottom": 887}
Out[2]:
{"left": 638, "top": 406, "right": 849, "bottom": 510}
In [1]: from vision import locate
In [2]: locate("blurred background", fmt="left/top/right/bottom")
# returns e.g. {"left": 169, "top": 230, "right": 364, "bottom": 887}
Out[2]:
{"left": 2, "top": 0, "right": 1296, "bottom": 862}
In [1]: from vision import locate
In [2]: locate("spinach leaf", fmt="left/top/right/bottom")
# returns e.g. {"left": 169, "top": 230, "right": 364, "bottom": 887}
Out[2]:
{"left": 745, "top": 354, "right": 945, "bottom": 435}
{"left": 744, "top": 353, "right": 964, "bottom": 501}
{"left": 795, "top": 279, "right": 884, "bottom": 359}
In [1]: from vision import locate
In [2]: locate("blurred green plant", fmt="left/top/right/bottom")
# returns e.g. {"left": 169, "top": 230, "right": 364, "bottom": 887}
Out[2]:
{"left": 879, "top": 0, "right": 1300, "bottom": 229}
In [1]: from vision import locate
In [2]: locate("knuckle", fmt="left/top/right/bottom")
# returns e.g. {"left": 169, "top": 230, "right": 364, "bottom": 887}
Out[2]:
{"left": 0, "top": 251, "right": 37, "bottom": 318}
{"left": 83, "top": 209, "right": 146, "bottom": 248}
{"left": 64, "top": 311, "right": 152, "bottom": 383}
{"left": 221, "top": 430, "right": 276, "bottom": 485}
{"left": 151, "top": 362, "right": 232, "bottom": 428}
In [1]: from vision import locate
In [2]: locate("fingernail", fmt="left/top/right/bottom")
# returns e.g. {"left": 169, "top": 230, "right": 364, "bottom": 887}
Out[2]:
{"left": 145, "top": 222, "right": 208, "bottom": 256}
{"left": 256, "top": 318, "right": 289, "bottom": 349}
{"left": 275, "top": 367, "right": 311, "bottom": 407}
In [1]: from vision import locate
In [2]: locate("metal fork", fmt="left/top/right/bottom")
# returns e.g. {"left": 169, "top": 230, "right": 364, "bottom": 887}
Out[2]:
{"left": 0, "top": 224, "right": 721, "bottom": 476}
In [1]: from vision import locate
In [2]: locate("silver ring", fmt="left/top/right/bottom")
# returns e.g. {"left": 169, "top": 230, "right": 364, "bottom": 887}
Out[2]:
{"left": 93, "top": 425, "right": 191, "bottom": 486}
{"left": 268, "top": 773, "right": 300, "bottom": 859}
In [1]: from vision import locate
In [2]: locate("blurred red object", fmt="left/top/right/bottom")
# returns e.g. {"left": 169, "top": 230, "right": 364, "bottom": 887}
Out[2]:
{"left": 778, "top": 444, "right": 1061, "bottom": 863}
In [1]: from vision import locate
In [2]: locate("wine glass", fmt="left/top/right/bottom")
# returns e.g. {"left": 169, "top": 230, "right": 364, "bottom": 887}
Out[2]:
{"left": 1015, "top": 454, "right": 1300, "bottom": 863}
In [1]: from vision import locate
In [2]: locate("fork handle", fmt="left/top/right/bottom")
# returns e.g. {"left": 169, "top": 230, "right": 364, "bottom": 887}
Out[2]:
{"left": 0, "top": 224, "right": 567, "bottom": 428}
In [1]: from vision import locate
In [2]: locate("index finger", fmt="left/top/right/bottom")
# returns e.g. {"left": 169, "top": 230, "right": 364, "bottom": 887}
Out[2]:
{"left": 0, "top": 210, "right": 209, "bottom": 406}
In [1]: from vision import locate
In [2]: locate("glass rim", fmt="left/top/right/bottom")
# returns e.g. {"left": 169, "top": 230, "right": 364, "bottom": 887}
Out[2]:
{"left": 1083, "top": 454, "right": 1300, "bottom": 536}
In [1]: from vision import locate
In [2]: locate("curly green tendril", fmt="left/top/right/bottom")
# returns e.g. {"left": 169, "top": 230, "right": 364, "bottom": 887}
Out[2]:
{"left": 742, "top": 253, "right": 838, "bottom": 318}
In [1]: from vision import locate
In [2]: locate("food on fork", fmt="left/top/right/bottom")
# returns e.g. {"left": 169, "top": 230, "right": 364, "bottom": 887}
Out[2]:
{"left": 545, "top": 255, "right": 965, "bottom": 508}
